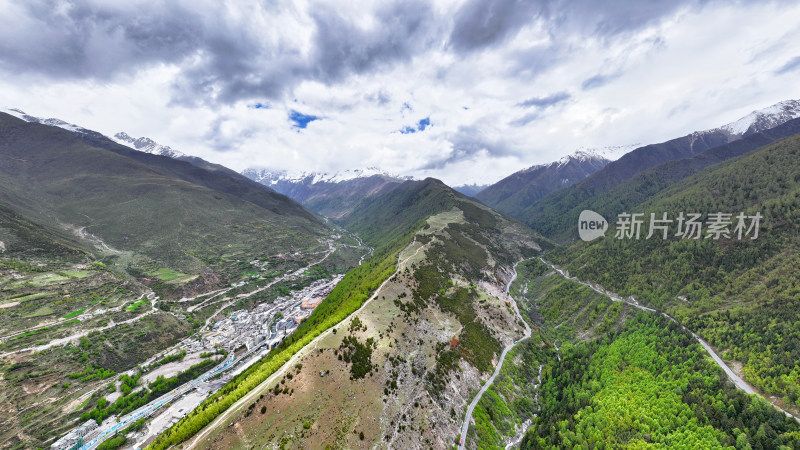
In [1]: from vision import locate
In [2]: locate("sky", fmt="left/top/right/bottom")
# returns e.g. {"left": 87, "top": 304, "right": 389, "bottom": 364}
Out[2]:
{"left": 1, "top": 0, "right": 799, "bottom": 186}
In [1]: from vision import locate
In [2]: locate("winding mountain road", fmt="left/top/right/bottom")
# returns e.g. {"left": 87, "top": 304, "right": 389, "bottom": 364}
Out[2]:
{"left": 459, "top": 260, "right": 531, "bottom": 449}
{"left": 539, "top": 257, "right": 799, "bottom": 424}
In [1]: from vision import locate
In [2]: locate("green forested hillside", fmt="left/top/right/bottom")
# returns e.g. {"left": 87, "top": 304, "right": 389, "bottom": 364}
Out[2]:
{"left": 522, "top": 314, "right": 800, "bottom": 449}
{"left": 339, "top": 178, "right": 459, "bottom": 246}
{"left": 474, "top": 154, "right": 608, "bottom": 218}
{"left": 549, "top": 132, "right": 800, "bottom": 412}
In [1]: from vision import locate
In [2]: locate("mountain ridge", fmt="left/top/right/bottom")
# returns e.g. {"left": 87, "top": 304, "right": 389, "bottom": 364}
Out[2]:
{"left": 475, "top": 150, "right": 610, "bottom": 216}
{"left": 522, "top": 99, "right": 800, "bottom": 241}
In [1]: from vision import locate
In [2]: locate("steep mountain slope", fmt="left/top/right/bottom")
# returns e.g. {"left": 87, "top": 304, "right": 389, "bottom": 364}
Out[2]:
{"left": 0, "top": 112, "right": 368, "bottom": 449}
{"left": 2, "top": 109, "right": 314, "bottom": 222}
{"left": 524, "top": 99, "right": 800, "bottom": 241}
{"left": 537, "top": 117, "right": 800, "bottom": 242}
{"left": 549, "top": 131, "right": 800, "bottom": 416}
{"left": 151, "top": 179, "right": 543, "bottom": 449}
{"left": 0, "top": 112, "right": 326, "bottom": 278}
{"left": 243, "top": 167, "right": 412, "bottom": 219}
{"left": 475, "top": 150, "right": 610, "bottom": 215}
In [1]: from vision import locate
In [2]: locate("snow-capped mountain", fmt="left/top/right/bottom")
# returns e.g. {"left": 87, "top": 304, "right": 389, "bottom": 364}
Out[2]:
{"left": 0, "top": 108, "right": 187, "bottom": 160}
{"left": 569, "top": 144, "right": 641, "bottom": 162}
{"left": 1, "top": 108, "right": 93, "bottom": 134}
{"left": 242, "top": 167, "right": 412, "bottom": 186}
{"left": 242, "top": 167, "right": 413, "bottom": 219}
{"left": 719, "top": 99, "right": 800, "bottom": 136}
{"left": 113, "top": 132, "right": 185, "bottom": 159}
{"left": 475, "top": 150, "right": 611, "bottom": 213}
{"left": 0, "top": 107, "right": 271, "bottom": 189}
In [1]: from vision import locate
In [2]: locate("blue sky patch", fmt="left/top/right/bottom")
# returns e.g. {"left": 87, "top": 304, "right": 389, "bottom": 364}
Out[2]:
{"left": 399, "top": 117, "right": 431, "bottom": 134}
{"left": 289, "top": 110, "right": 320, "bottom": 129}
{"left": 249, "top": 102, "right": 270, "bottom": 109}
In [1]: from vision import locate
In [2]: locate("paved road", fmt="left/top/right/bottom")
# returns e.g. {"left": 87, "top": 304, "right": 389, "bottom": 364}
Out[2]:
{"left": 539, "top": 258, "right": 799, "bottom": 424}
{"left": 79, "top": 244, "right": 349, "bottom": 449}
{"left": 459, "top": 260, "right": 531, "bottom": 449}
{"left": 79, "top": 351, "right": 237, "bottom": 450}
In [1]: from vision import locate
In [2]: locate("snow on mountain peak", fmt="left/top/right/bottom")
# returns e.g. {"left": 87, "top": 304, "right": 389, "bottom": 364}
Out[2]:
{"left": 572, "top": 144, "right": 640, "bottom": 162}
{"left": 1, "top": 107, "right": 85, "bottom": 133}
{"left": 113, "top": 132, "right": 185, "bottom": 158}
{"left": 242, "top": 167, "right": 413, "bottom": 185}
{"left": 719, "top": 99, "right": 800, "bottom": 136}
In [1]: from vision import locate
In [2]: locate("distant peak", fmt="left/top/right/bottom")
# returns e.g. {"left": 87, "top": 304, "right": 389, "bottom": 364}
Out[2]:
{"left": 1, "top": 107, "right": 84, "bottom": 133}
{"left": 718, "top": 99, "right": 800, "bottom": 136}
{"left": 112, "top": 132, "right": 185, "bottom": 158}
{"left": 571, "top": 144, "right": 640, "bottom": 162}
{"left": 241, "top": 167, "right": 414, "bottom": 185}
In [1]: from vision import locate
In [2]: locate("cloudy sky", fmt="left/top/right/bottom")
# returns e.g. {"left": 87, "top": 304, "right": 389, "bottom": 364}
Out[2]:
{"left": 1, "top": 0, "right": 799, "bottom": 185}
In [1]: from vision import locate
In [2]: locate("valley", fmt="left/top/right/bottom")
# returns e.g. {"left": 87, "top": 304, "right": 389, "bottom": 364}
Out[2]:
{"left": 1, "top": 21, "right": 799, "bottom": 448}
{"left": 6, "top": 111, "right": 800, "bottom": 449}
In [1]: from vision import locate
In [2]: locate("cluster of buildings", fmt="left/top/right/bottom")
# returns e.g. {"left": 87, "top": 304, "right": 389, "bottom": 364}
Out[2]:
{"left": 52, "top": 270, "right": 344, "bottom": 450}
{"left": 50, "top": 420, "right": 97, "bottom": 450}
{"left": 204, "top": 274, "right": 343, "bottom": 353}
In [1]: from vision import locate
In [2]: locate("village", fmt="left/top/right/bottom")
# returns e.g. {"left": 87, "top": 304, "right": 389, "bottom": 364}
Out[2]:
{"left": 52, "top": 273, "right": 344, "bottom": 450}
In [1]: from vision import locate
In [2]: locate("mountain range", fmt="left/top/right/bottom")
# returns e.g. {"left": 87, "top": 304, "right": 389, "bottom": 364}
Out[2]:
{"left": 475, "top": 99, "right": 800, "bottom": 242}
{"left": 474, "top": 150, "right": 611, "bottom": 216}
{"left": 242, "top": 167, "right": 414, "bottom": 220}
{"left": 0, "top": 110, "right": 324, "bottom": 280}
{"left": 3, "top": 98, "right": 800, "bottom": 450}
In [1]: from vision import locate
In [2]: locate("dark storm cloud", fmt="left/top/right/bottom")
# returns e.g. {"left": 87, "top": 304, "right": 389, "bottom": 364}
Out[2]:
{"left": 0, "top": 0, "right": 715, "bottom": 105}
{"left": 173, "top": 1, "right": 439, "bottom": 105}
{"left": 516, "top": 91, "right": 570, "bottom": 108}
{"left": 449, "top": 0, "right": 703, "bottom": 54}
{"left": 558, "top": 0, "right": 696, "bottom": 38}
{"left": 308, "top": 1, "right": 437, "bottom": 84}
{"left": 449, "top": 0, "right": 547, "bottom": 52}
{"left": 0, "top": 0, "right": 439, "bottom": 105}
{"left": 0, "top": 1, "right": 203, "bottom": 79}
{"left": 448, "top": 0, "right": 703, "bottom": 83}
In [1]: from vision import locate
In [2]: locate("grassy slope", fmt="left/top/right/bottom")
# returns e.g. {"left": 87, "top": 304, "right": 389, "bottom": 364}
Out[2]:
{"left": 0, "top": 113, "right": 326, "bottom": 275}
{"left": 339, "top": 178, "right": 459, "bottom": 246}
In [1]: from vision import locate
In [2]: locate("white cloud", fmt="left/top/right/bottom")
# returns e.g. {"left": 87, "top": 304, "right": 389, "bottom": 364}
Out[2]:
{"left": 1, "top": 0, "right": 799, "bottom": 186}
